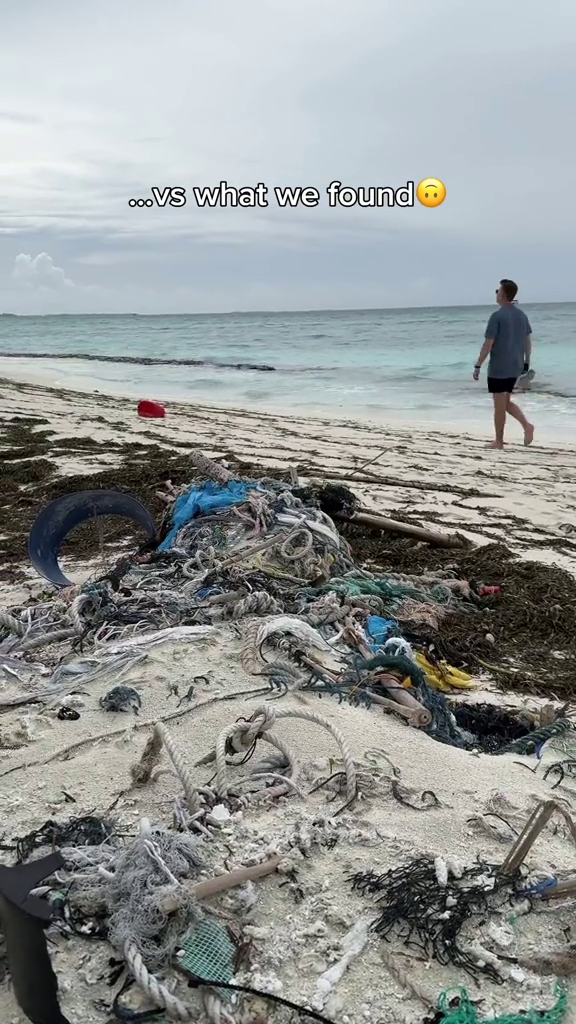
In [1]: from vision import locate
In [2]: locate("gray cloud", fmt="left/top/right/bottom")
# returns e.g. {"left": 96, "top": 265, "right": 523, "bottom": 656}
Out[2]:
{"left": 0, "top": 0, "right": 574, "bottom": 312}
{"left": 0, "top": 111, "right": 43, "bottom": 125}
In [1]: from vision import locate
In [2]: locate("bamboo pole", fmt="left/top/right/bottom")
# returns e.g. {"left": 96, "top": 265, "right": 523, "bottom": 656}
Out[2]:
{"left": 348, "top": 511, "right": 467, "bottom": 549}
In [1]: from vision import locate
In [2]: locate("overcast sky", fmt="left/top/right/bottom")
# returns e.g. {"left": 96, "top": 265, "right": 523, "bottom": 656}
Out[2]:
{"left": 1, "top": 0, "right": 575, "bottom": 314}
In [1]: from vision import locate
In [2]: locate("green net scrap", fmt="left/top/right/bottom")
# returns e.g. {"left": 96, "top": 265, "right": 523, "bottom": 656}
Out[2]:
{"left": 435, "top": 985, "right": 567, "bottom": 1024}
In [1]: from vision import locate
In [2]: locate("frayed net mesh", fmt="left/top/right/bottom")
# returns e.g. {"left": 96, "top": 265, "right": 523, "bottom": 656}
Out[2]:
{"left": 67, "top": 827, "right": 205, "bottom": 970}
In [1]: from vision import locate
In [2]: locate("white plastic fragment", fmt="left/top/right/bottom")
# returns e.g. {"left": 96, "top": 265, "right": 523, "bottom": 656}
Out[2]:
{"left": 210, "top": 803, "right": 231, "bottom": 823}
{"left": 434, "top": 856, "right": 448, "bottom": 887}
{"left": 488, "top": 922, "right": 515, "bottom": 948}
{"left": 311, "top": 918, "right": 371, "bottom": 1011}
{"left": 446, "top": 857, "right": 464, "bottom": 879}
{"left": 509, "top": 967, "right": 527, "bottom": 983}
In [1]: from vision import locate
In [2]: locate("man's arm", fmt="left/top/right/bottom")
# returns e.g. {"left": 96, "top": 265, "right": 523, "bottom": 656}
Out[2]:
{"left": 473, "top": 337, "right": 493, "bottom": 380}
{"left": 474, "top": 311, "right": 499, "bottom": 379}
{"left": 475, "top": 338, "right": 494, "bottom": 368}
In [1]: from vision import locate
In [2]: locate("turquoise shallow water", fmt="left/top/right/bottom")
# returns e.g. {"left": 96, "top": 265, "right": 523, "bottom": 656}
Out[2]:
{"left": 0, "top": 305, "right": 574, "bottom": 439}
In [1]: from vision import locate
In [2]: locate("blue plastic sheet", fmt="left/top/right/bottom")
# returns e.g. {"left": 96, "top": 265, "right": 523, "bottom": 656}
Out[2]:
{"left": 159, "top": 480, "right": 251, "bottom": 551}
{"left": 366, "top": 615, "right": 399, "bottom": 651}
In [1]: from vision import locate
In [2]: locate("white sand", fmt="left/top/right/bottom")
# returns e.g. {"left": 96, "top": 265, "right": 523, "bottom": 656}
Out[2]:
{"left": 1, "top": 372, "right": 576, "bottom": 1024}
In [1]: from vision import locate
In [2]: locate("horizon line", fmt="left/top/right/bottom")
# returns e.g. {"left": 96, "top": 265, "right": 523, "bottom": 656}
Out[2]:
{"left": 1, "top": 298, "right": 574, "bottom": 318}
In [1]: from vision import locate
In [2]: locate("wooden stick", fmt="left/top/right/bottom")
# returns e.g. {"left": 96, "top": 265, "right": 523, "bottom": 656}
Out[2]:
{"left": 501, "top": 800, "right": 558, "bottom": 874}
{"left": 206, "top": 590, "right": 244, "bottom": 605}
{"left": 365, "top": 691, "right": 430, "bottom": 728}
{"left": 350, "top": 448, "right": 391, "bottom": 478}
{"left": 346, "top": 511, "right": 467, "bottom": 549}
{"left": 299, "top": 657, "right": 431, "bottom": 729}
{"left": 374, "top": 674, "right": 432, "bottom": 724}
{"left": 206, "top": 530, "right": 290, "bottom": 573}
{"left": 161, "top": 856, "right": 281, "bottom": 912}
{"left": 189, "top": 450, "right": 233, "bottom": 485}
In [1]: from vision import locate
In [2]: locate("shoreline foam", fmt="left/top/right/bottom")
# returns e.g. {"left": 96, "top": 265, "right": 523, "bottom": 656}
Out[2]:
{"left": 1, "top": 363, "right": 575, "bottom": 448}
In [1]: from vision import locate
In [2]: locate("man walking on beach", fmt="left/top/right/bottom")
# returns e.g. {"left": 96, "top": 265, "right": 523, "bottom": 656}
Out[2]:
{"left": 473, "top": 279, "right": 534, "bottom": 449}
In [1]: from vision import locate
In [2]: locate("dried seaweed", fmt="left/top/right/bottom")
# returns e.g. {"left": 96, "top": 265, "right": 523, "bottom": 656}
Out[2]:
{"left": 351, "top": 857, "right": 523, "bottom": 982}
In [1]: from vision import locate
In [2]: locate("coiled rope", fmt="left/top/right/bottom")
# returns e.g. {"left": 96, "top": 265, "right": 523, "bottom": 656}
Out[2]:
{"left": 146, "top": 707, "right": 357, "bottom": 817}
{"left": 0, "top": 609, "right": 27, "bottom": 637}
{"left": 214, "top": 705, "right": 357, "bottom": 810}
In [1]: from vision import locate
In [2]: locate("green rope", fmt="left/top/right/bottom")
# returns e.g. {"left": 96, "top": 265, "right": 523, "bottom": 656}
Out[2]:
{"left": 359, "top": 653, "right": 428, "bottom": 688}
{"left": 317, "top": 576, "right": 457, "bottom": 608}
{"left": 496, "top": 719, "right": 572, "bottom": 755}
{"left": 436, "top": 984, "right": 567, "bottom": 1023}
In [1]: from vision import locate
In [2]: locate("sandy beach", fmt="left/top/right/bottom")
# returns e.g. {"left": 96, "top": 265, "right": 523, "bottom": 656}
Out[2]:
{"left": 1, "top": 371, "right": 576, "bottom": 1024}
{"left": 2, "top": 372, "right": 576, "bottom": 597}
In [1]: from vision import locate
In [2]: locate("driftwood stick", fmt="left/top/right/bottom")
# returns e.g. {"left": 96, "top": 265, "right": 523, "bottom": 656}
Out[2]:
{"left": 365, "top": 691, "right": 430, "bottom": 729}
{"left": 350, "top": 448, "right": 391, "bottom": 478}
{"left": 189, "top": 451, "right": 233, "bottom": 485}
{"left": 501, "top": 800, "right": 558, "bottom": 874}
{"left": 347, "top": 511, "right": 466, "bottom": 549}
{"left": 161, "top": 856, "right": 281, "bottom": 912}
{"left": 299, "top": 657, "right": 430, "bottom": 728}
{"left": 213, "top": 531, "right": 289, "bottom": 570}
{"left": 374, "top": 674, "right": 432, "bottom": 726}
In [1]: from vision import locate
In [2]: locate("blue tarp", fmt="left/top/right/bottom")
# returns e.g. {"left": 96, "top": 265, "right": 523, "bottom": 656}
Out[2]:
{"left": 366, "top": 615, "right": 399, "bottom": 651}
{"left": 159, "top": 480, "right": 252, "bottom": 551}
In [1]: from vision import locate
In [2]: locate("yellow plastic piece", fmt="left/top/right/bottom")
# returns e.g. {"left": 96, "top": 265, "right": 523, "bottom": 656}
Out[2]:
{"left": 414, "top": 652, "right": 475, "bottom": 692}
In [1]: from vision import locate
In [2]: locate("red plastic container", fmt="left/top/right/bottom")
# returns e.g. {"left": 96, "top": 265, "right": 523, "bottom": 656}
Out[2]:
{"left": 138, "top": 399, "right": 166, "bottom": 418}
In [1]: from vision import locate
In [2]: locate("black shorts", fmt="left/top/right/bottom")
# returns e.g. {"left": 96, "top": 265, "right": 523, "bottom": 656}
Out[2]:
{"left": 488, "top": 377, "right": 517, "bottom": 394}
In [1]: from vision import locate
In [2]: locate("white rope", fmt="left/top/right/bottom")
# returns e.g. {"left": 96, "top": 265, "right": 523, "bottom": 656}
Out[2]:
{"left": 276, "top": 511, "right": 340, "bottom": 549}
{"left": 280, "top": 529, "right": 313, "bottom": 560}
{"left": 203, "top": 991, "right": 236, "bottom": 1024}
{"left": 124, "top": 940, "right": 195, "bottom": 1021}
{"left": 0, "top": 610, "right": 26, "bottom": 637}
{"left": 255, "top": 616, "right": 336, "bottom": 656}
{"left": 20, "top": 627, "right": 77, "bottom": 651}
{"left": 154, "top": 723, "right": 202, "bottom": 813}
{"left": 214, "top": 705, "right": 357, "bottom": 810}
{"left": 143, "top": 839, "right": 181, "bottom": 886}
{"left": 70, "top": 593, "right": 92, "bottom": 634}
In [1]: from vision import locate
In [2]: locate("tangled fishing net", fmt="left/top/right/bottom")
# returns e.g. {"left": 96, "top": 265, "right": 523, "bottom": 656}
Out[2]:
{"left": 2, "top": 451, "right": 573, "bottom": 783}
{"left": 428, "top": 985, "right": 567, "bottom": 1023}
{"left": 0, "top": 458, "right": 497, "bottom": 757}
{"left": 342, "top": 528, "right": 576, "bottom": 700}
{"left": 64, "top": 824, "right": 204, "bottom": 971}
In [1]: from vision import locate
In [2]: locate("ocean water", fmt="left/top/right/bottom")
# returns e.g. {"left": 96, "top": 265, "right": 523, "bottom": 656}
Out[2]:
{"left": 0, "top": 305, "right": 574, "bottom": 440}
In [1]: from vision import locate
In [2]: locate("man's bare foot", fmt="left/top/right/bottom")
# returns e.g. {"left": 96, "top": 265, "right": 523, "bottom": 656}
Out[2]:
{"left": 524, "top": 423, "right": 534, "bottom": 446}
{"left": 486, "top": 441, "right": 504, "bottom": 449}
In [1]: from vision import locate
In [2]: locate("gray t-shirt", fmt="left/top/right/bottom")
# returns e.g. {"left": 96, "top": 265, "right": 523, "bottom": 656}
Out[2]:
{"left": 485, "top": 304, "right": 532, "bottom": 379}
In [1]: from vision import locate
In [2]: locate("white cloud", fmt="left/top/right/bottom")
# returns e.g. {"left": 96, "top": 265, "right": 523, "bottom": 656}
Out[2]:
{"left": 11, "top": 252, "right": 74, "bottom": 289}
